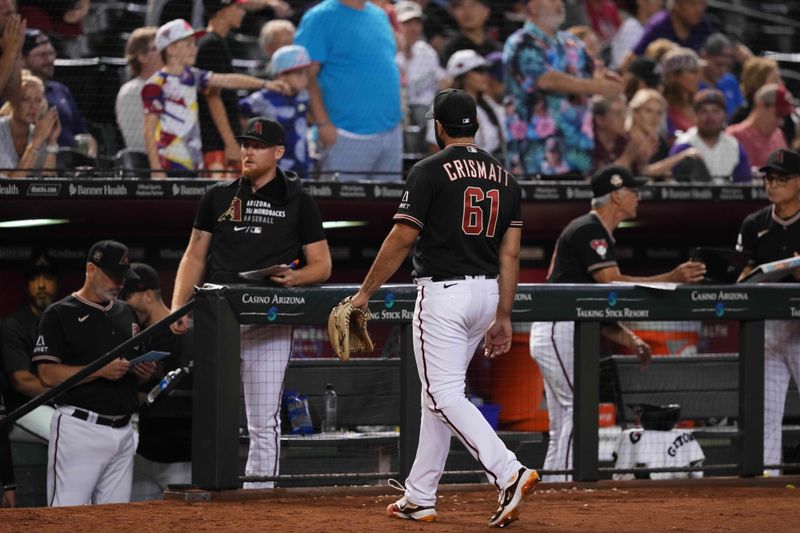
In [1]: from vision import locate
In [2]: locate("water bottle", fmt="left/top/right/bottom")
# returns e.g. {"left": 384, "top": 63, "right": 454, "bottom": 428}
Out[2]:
{"left": 322, "top": 383, "right": 337, "bottom": 433}
{"left": 146, "top": 361, "right": 192, "bottom": 404}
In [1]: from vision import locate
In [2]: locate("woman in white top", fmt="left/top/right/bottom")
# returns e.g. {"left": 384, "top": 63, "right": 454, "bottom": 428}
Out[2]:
{"left": 426, "top": 49, "right": 506, "bottom": 159}
{"left": 610, "top": 0, "right": 664, "bottom": 69}
{"left": 0, "top": 70, "right": 59, "bottom": 178}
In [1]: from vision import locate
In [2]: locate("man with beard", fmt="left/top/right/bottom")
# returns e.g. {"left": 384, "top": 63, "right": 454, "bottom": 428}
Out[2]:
{"left": 0, "top": 253, "right": 59, "bottom": 443}
{"left": 504, "top": 0, "right": 622, "bottom": 178}
{"left": 32, "top": 240, "right": 156, "bottom": 506}
{"left": 670, "top": 88, "right": 750, "bottom": 182}
{"left": 170, "top": 117, "right": 331, "bottom": 488}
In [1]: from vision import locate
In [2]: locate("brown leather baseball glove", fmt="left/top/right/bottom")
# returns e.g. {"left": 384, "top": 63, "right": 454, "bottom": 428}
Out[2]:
{"left": 327, "top": 296, "right": 374, "bottom": 361}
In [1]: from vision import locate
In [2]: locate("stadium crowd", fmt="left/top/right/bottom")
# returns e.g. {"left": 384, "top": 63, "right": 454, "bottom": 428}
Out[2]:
{"left": 0, "top": 0, "right": 795, "bottom": 181}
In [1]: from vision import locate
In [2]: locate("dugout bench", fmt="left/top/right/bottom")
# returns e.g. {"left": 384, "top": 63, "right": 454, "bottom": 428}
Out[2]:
{"left": 602, "top": 354, "right": 800, "bottom": 474}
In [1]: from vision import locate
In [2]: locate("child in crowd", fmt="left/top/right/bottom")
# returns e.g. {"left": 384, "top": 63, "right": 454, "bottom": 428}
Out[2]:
{"left": 238, "top": 44, "right": 312, "bottom": 178}
{"left": 142, "top": 19, "right": 288, "bottom": 178}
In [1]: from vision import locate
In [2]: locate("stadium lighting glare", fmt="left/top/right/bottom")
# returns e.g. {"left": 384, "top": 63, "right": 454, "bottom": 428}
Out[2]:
{"left": 322, "top": 221, "right": 369, "bottom": 229}
{"left": 618, "top": 221, "right": 643, "bottom": 229}
{"left": 0, "top": 218, "right": 71, "bottom": 229}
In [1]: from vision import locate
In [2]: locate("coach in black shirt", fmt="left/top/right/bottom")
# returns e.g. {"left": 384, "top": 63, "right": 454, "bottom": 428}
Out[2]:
{"left": 530, "top": 165, "right": 706, "bottom": 482}
{"left": 171, "top": 117, "right": 331, "bottom": 488}
{"left": 32, "top": 240, "right": 156, "bottom": 506}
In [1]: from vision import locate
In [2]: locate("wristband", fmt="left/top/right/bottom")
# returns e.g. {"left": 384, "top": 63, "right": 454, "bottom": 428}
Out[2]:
{"left": 46, "top": 144, "right": 59, "bottom": 154}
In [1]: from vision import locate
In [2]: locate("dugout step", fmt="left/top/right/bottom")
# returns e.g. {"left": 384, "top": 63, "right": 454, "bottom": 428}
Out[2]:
{"left": 163, "top": 484, "right": 212, "bottom": 502}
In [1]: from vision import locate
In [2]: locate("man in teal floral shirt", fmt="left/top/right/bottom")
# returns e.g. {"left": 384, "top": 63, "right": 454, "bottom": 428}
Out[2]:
{"left": 503, "top": 0, "right": 622, "bottom": 178}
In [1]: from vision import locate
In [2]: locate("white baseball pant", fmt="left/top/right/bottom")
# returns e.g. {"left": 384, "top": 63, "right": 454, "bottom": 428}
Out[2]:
{"left": 530, "top": 321, "right": 574, "bottom": 482}
{"left": 47, "top": 407, "right": 136, "bottom": 506}
{"left": 240, "top": 324, "right": 293, "bottom": 489}
{"left": 403, "top": 278, "right": 523, "bottom": 507}
{"left": 763, "top": 319, "right": 800, "bottom": 476}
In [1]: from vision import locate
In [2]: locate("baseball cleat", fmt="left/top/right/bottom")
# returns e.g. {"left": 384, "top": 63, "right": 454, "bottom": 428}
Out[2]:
{"left": 488, "top": 467, "right": 540, "bottom": 528}
{"left": 386, "top": 496, "right": 437, "bottom": 522}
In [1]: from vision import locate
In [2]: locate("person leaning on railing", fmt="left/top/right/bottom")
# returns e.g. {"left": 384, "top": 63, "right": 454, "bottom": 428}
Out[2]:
{"left": 0, "top": 69, "right": 59, "bottom": 178}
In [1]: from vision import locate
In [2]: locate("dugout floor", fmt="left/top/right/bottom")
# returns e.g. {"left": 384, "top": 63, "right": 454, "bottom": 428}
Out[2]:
{"left": 2, "top": 478, "right": 800, "bottom": 532}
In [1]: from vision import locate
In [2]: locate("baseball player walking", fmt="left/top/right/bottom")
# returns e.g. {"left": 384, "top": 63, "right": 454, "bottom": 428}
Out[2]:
{"left": 171, "top": 117, "right": 331, "bottom": 488}
{"left": 32, "top": 240, "right": 157, "bottom": 506}
{"left": 531, "top": 165, "right": 706, "bottom": 482}
{"left": 736, "top": 148, "right": 800, "bottom": 476}
{"left": 350, "top": 89, "right": 538, "bottom": 528}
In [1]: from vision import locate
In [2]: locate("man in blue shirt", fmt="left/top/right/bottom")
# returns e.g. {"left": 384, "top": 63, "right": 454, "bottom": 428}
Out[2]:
{"left": 295, "top": 0, "right": 403, "bottom": 181}
{"left": 698, "top": 33, "right": 744, "bottom": 119}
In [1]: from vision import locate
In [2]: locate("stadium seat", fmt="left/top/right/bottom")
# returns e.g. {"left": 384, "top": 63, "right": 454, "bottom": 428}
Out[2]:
{"left": 114, "top": 149, "right": 151, "bottom": 178}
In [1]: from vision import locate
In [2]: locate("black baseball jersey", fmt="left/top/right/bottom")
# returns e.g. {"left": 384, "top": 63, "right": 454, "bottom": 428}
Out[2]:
{"left": 194, "top": 169, "right": 326, "bottom": 283}
{"left": 547, "top": 212, "right": 617, "bottom": 283}
{"left": 0, "top": 305, "right": 39, "bottom": 410}
{"left": 737, "top": 205, "right": 800, "bottom": 278}
{"left": 31, "top": 294, "right": 141, "bottom": 415}
{"left": 394, "top": 144, "right": 522, "bottom": 278}
{"left": 137, "top": 329, "right": 193, "bottom": 463}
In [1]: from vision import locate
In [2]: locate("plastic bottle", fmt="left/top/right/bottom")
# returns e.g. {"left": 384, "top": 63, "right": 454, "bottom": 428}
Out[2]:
{"left": 284, "top": 390, "right": 314, "bottom": 435}
{"left": 146, "top": 362, "right": 192, "bottom": 404}
{"left": 322, "top": 383, "right": 337, "bottom": 433}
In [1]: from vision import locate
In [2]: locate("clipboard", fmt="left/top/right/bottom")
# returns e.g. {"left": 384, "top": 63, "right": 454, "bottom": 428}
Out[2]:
{"left": 129, "top": 350, "right": 170, "bottom": 366}
{"left": 739, "top": 256, "right": 800, "bottom": 283}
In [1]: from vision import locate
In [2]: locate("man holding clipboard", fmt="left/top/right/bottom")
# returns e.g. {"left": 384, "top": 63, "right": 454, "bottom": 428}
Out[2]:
{"left": 736, "top": 148, "right": 800, "bottom": 476}
{"left": 170, "top": 117, "right": 331, "bottom": 488}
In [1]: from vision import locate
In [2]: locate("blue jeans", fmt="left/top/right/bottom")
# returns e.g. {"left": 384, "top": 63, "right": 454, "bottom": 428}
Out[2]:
{"left": 319, "top": 124, "right": 402, "bottom": 181}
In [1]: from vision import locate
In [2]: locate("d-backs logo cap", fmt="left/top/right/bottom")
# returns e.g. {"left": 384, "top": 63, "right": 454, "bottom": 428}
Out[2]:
{"left": 759, "top": 148, "right": 800, "bottom": 176}
{"left": 236, "top": 117, "right": 285, "bottom": 146}
{"left": 590, "top": 164, "right": 648, "bottom": 198}
{"left": 87, "top": 240, "right": 139, "bottom": 280}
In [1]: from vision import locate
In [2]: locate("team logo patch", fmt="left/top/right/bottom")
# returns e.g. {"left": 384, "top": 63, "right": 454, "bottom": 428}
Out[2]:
{"left": 92, "top": 249, "right": 103, "bottom": 263}
{"left": 591, "top": 239, "right": 608, "bottom": 259}
{"left": 610, "top": 174, "right": 623, "bottom": 188}
{"left": 119, "top": 251, "right": 130, "bottom": 266}
{"left": 132, "top": 323, "right": 141, "bottom": 337}
{"left": 218, "top": 197, "right": 243, "bottom": 222}
{"left": 249, "top": 121, "right": 263, "bottom": 136}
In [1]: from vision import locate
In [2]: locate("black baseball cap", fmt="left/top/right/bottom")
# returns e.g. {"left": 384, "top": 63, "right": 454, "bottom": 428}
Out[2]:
{"left": 693, "top": 88, "right": 726, "bottom": 111}
{"left": 23, "top": 29, "right": 51, "bottom": 56}
{"left": 628, "top": 57, "right": 660, "bottom": 88}
{"left": 759, "top": 148, "right": 800, "bottom": 176}
{"left": 87, "top": 240, "right": 138, "bottom": 280}
{"left": 25, "top": 252, "right": 59, "bottom": 280}
{"left": 119, "top": 263, "right": 161, "bottom": 300}
{"left": 425, "top": 89, "right": 478, "bottom": 129}
{"left": 236, "top": 117, "right": 285, "bottom": 146}
{"left": 591, "top": 165, "right": 648, "bottom": 198}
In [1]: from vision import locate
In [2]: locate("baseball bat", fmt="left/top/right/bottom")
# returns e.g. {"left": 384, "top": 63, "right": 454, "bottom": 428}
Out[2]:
{"left": 0, "top": 299, "right": 195, "bottom": 428}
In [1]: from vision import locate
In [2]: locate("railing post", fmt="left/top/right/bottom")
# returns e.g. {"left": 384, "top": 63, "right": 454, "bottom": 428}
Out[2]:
{"left": 192, "top": 288, "right": 242, "bottom": 490}
{"left": 573, "top": 321, "right": 600, "bottom": 481}
{"left": 399, "top": 324, "right": 421, "bottom": 480}
{"left": 739, "top": 319, "right": 765, "bottom": 477}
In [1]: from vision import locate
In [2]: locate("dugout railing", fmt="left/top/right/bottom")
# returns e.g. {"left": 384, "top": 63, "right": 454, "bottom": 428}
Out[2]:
{"left": 192, "top": 282, "right": 800, "bottom": 490}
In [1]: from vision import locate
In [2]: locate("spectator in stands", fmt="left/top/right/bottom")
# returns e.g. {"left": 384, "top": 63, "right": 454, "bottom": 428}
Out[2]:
{"left": 239, "top": 45, "right": 312, "bottom": 177}
{"left": 669, "top": 88, "right": 750, "bottom": 182}
{"left": 731, "top": 57, "right": 782, "bottom": 125}
{"left": 426, "top": 49, "right": 505, "bottom": 159}
{"left": 567, "top": 25, "right": 601, "bottom": 62}
{"left": 592, "top": 92, "right": 661, "bottom": 173}
{"left": 0, "top": 374, "right": 16, "bottom": 507}
{"left": 660, "top": 46, "right": 700, "bottom": 137}
{"left": 504, "top": 0, "right": 621, "bottom": 178}
{"left": 142, "top": 19, "right": 289, "bottom": 177}
{"left": 18, "top": 0, "right": 90, "bottom": 58}
{"left": 395, "top": 1, "right": 445, "bottom": 156}
{"left": 116, "top": 27, "right": 161, "bottom": 155}
{"left": 643, "top": 36, "right": 677, "bottom": 63}
{"left": 441, "top": 0, "right": 500, "bottom": 65}
{"left": 22, "top": 29, "right": 96, "bottom": 156}
{"left": 698, "top": 33, "right": 743, "bottom": 119}
{"left": 627, "top": 87, "right": 701, "bottom": 178}
{"left": 484, "top": 50, "right": 504, "bottom": 103}
{"left": 1, "top": 253, "right": 59, "bottom": 446}
{"left": 610, "top": 0, "right": 664, "bottom": 69}
{"left": 197, "top": 0, "right": 249, "bottom": 178}
{"left": 727, "top": 84, "right": 793, "bottom": 169}
{"left": 621, "top": 0, "right": 713, "bottom": 71}
{"left": 622, "top": 56, "right": 660, "bottom": 101}
{"left": 0, "top": 3, "right": 25, "bottom": 103}
{"left": 255, "top": 19, "right": 295, "bottom": 78}
{"left": 0, "top": 70, "right": 60, "bottom": 178}
{"left": 296, "top": 0, "right": 403, "bottom": 182}
{"left": 120, "top": 263, "right": 193, "bottom": 502}
{"left": 415, "top": 0, "right": 457, "bottom": 55}
{"left": 583, "top": 0, "right": 620, "bottom": 51}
